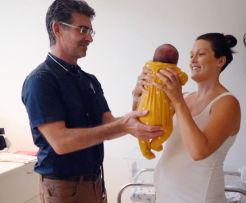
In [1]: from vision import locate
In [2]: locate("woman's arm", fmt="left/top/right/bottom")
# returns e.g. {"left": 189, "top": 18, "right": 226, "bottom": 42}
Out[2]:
{"left": 156, "top": 68, "right": 241, "bottom": 160}
{"left": 174, "top": 96, "right": 240, "bottom": 160}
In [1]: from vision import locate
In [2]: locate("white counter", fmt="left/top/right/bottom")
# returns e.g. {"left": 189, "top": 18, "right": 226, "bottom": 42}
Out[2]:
{"left": 0, "top": 153, "right": 39, "bottom": 203}
{"left": 0, "top": 162, "right": 24, "bottom": 175}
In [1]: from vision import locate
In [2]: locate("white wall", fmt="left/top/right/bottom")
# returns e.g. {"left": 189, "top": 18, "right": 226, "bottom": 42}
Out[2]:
{"left": 0, "top": 0, "right": 245, "bottom": 202}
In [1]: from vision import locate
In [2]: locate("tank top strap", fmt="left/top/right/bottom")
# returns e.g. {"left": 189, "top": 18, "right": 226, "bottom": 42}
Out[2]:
{"left": 183, "top": 92, "right": 192, "bottom": 98}
{"left": 207, "top": 92, "right": 234, "bottom": 110}
{"left": 183, "top": 92, "right": 235, "bottom": 118}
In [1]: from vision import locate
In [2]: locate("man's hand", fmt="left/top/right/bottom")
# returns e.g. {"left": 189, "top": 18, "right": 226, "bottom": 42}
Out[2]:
{"left": 120, "top": 110, "right": 164, "bottom": 139}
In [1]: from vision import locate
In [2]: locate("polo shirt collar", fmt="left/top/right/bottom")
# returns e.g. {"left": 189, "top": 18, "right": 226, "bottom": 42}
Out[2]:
{"left": 47, "top": 53, "right": 81, "bottom": 75}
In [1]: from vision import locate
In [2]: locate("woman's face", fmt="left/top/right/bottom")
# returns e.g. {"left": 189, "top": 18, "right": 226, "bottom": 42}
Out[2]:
{"left": 189, "top": 39, "right": 222, "bottom": 81}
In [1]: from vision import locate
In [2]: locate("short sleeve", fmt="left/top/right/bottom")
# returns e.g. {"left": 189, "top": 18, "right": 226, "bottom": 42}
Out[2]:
{"left": 22, "top": 72, "right": 65, "bottom": 129}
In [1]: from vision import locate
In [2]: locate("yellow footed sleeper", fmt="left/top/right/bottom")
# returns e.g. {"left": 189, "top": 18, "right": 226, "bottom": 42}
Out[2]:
{"left": 137, "top": 61, "right": 188, "bottom": 159}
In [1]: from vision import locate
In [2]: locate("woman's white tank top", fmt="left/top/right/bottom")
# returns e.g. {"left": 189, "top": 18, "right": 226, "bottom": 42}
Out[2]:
{"left": 154, "top": 92, "right": 236, "bottom": 203}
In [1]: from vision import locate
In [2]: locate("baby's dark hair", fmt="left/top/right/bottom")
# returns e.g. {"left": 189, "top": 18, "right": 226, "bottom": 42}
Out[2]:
{"left": 197, "top": 33, "right": 237, "bottom": 72}
{"left": 153, "top": 44, "right": 179, "bottom": 64}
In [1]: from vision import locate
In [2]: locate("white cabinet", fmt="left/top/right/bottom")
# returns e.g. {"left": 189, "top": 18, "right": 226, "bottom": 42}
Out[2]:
{"left": 0, "top": 154, "right": 39, "bottom": 203}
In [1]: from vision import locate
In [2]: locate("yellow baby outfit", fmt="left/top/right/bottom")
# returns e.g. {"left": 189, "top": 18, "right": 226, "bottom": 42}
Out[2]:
{"left": 137, "top": 61, "right": 188, "bottom": 159}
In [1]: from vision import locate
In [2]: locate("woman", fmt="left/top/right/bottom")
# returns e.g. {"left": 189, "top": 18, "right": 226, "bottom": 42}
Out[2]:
{"left": 133, "top": 33, "right": 241, "bottom": 203}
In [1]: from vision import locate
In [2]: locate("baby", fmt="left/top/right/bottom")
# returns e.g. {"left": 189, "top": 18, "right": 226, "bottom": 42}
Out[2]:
{"left": 137, "top": 44, "right": 188, "bottom": 159}
{"left": 153, "top": 43, "right": 179, "bottom": 64}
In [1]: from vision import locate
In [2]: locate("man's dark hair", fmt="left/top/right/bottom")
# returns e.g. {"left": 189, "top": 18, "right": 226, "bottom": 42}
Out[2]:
{"left": 46, "top": 0, "right": 95, "bottom": 46}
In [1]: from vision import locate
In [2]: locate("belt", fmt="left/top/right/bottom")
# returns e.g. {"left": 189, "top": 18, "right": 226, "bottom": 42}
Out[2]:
{"left": 42, "top": 173, "right": 100, "bottom": 182}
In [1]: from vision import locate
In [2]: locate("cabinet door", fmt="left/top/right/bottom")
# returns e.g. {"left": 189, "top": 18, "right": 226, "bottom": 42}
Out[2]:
{"left": 0, "top": 162, "right": 39, "bottom": 203}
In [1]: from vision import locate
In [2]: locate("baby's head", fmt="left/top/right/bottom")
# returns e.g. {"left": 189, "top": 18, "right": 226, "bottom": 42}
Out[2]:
{"left": 153, "top": 44, "right": 179, "bottom": 64}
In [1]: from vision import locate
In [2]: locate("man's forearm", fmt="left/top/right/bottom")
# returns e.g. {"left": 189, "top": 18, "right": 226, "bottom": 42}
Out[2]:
{"left": 41, "top": 118, "right": 126, "bottom": 155}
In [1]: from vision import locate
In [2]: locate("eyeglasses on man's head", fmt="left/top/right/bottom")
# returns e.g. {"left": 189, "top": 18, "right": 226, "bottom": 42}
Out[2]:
{"left": 60, "top": 22, "right": 95, "bottom": 37}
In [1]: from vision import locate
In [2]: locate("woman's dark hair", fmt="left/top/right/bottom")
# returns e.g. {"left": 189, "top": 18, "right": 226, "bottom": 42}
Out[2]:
{"left": 46, "top": 0, "right": 95, "bottom": 46}
{"left": 197, "top": 33, "right": 237, "bottom": 72}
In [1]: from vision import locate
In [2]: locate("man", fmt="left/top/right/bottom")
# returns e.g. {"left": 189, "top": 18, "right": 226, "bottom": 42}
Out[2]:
{"left": 21, "top": 0, "right": 163, "bottom": 202}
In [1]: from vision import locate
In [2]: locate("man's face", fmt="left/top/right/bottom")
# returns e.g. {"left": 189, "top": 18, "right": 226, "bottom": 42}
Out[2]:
{"left": 57, "top": 12, "right": 94, "bottom": 60}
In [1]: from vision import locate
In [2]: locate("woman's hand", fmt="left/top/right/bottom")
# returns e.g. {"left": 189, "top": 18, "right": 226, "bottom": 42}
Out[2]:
{"left": 132, "top": 66, "right": 153, "bottom": 110}
{"left": 155, "top": 68, "right": 184, "bottom": 107}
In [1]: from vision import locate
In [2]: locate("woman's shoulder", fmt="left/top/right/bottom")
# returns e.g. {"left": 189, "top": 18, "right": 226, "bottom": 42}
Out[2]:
{"left": 211, "top": 91, "right": 239, "bottom": 107}
{"left": 210, "top": 91, "right": 241, "bottom": 121}
{"left": 210, "top": 91, "right": 241, "bottom": 135}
